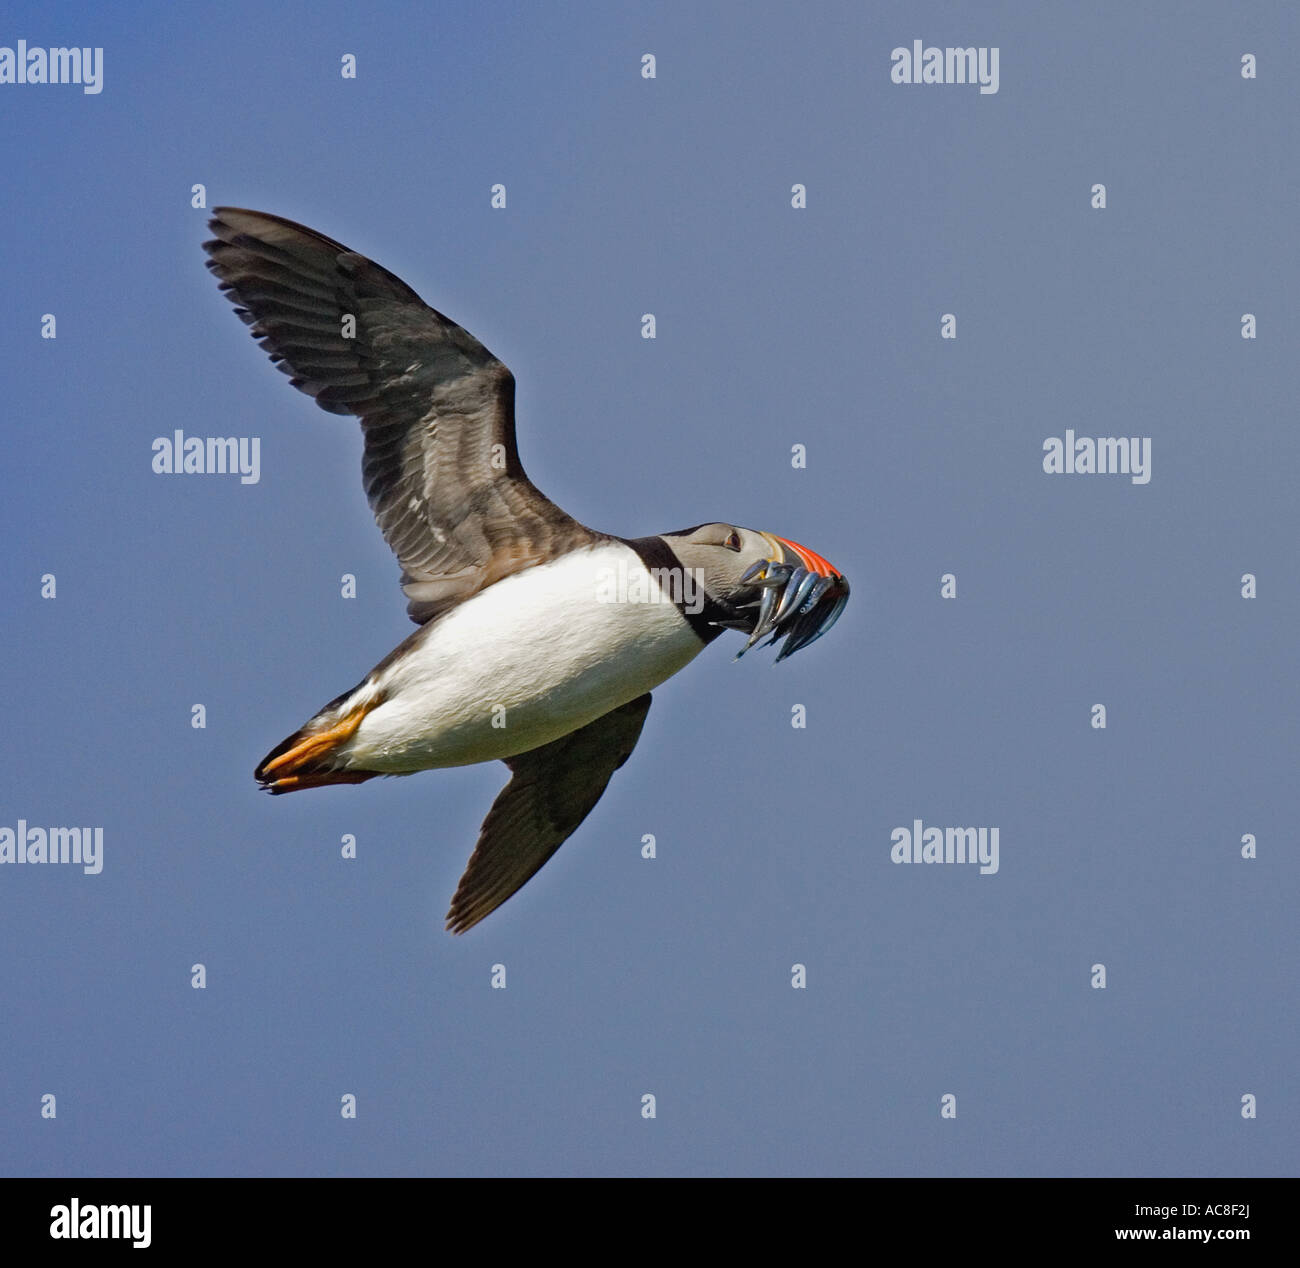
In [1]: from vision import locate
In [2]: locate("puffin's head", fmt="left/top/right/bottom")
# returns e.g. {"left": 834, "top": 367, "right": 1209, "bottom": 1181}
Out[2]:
{"left": 661, "top": 523, "right": 850, "bottom": 662}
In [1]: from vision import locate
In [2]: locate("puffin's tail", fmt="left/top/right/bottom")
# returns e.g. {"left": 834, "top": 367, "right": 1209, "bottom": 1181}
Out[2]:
{"left": 255, "top": 690, "right": 382, "bottom": 794}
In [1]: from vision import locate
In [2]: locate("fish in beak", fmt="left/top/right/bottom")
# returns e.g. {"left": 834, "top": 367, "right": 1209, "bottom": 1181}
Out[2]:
{"left": 734, "top": 532, "right": 850, "bottom": 662}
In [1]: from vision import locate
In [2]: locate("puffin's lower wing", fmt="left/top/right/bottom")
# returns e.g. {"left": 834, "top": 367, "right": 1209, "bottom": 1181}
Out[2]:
{"left": 445, "top": 694, "right": 653, "bottom": 934}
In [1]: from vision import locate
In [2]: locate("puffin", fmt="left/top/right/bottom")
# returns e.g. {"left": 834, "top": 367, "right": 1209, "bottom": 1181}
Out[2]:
{"left": 203, "top": 209, "right": 849, "bottom": 933}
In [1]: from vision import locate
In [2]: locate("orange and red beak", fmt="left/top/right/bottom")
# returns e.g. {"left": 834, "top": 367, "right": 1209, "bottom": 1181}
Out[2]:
{"left": 767, "top": 533, "right": 841, "bottom": 580}
{"left": 736, "top": 533, "right": 849, "bottom": 662}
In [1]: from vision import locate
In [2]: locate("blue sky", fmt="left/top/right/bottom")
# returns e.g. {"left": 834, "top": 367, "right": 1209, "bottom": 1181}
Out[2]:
{"left": 1, "top": 0, "right": 1296, "bottom": 1176}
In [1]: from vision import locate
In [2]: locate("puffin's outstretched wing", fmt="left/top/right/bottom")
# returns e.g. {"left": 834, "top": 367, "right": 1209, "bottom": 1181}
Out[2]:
{"left": 203, "top": 207, "right": 601, "bottom": 624}
{"left": 446, "top": 694, "right": 653, "bottom": 934}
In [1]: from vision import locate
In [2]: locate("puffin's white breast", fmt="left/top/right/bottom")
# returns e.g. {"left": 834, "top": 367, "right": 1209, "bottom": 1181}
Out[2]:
{"left": 349, "top": 540, "right": 705, "bottom": 770}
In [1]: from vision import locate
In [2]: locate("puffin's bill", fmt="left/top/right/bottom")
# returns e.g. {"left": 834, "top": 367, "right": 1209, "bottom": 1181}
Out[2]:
{"left": 734, "top": 537, "right": 849, "bottom": 663}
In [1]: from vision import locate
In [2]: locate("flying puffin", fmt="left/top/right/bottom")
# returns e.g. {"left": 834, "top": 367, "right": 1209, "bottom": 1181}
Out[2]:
{"left": 203, "top": 208, "right": 849, "bottom": 933}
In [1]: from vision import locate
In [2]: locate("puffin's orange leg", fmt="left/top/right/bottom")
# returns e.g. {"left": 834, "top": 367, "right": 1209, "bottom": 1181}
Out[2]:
{"left": 256, "top": 698, "right": 380, "bottom": 792}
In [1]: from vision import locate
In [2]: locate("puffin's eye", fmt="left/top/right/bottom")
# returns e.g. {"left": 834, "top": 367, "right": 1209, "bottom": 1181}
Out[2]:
{"left": 724, "top": 530, "right": 743, "bottom": 552}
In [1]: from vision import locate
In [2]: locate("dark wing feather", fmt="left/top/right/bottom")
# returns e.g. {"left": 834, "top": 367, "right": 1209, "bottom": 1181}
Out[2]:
{"left": 203, "top": 207, "right": 600, "bottom": 623}
{"left": 446, "top": 694, "right": 653, "bottom": 934}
